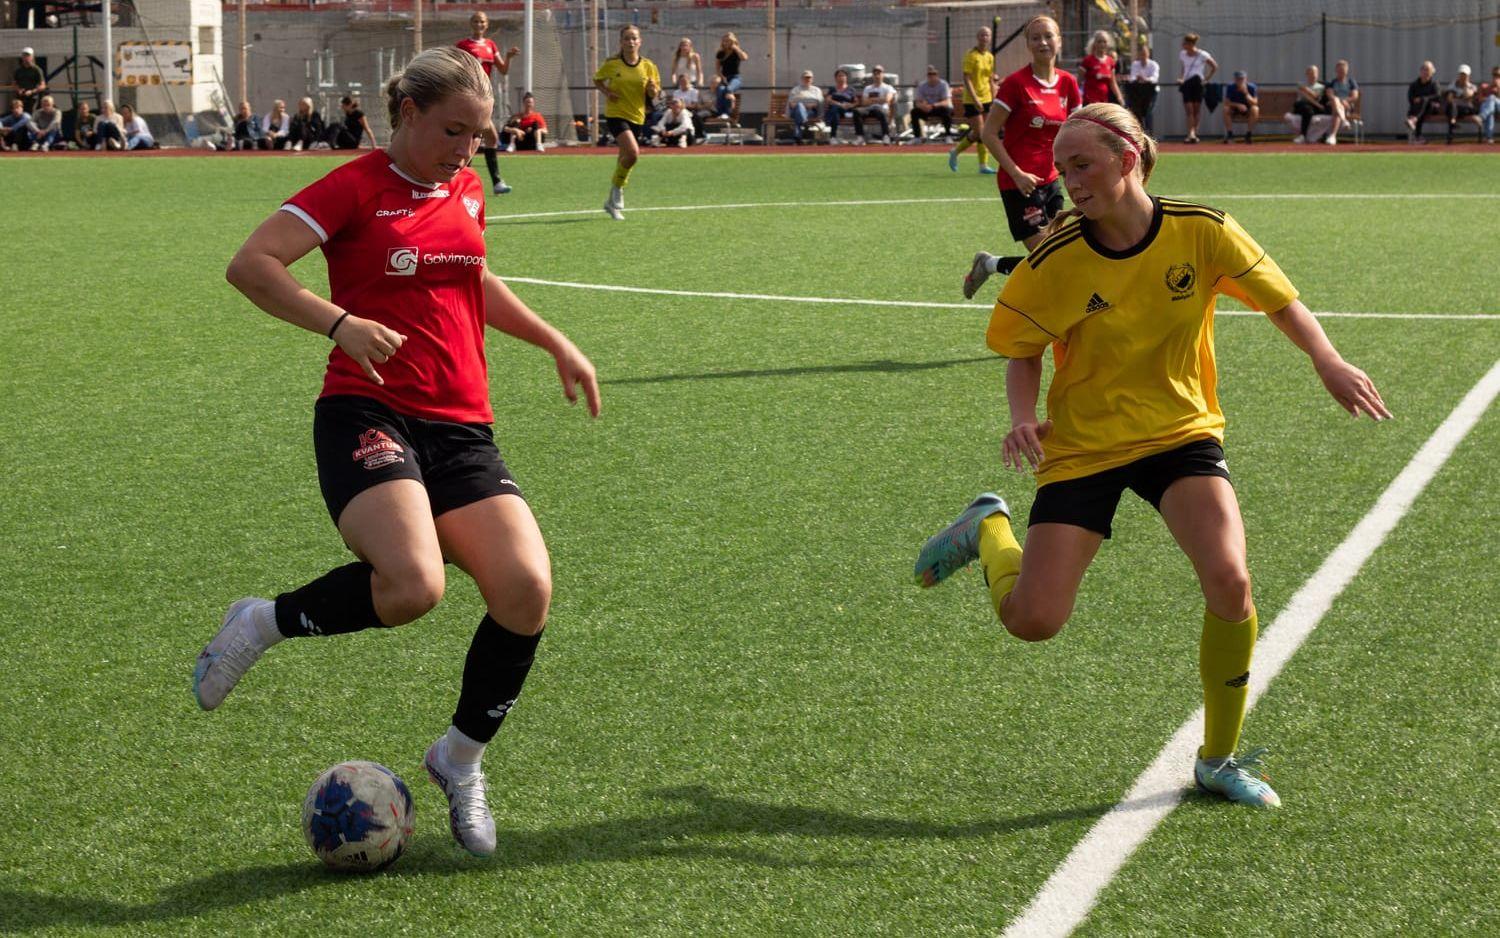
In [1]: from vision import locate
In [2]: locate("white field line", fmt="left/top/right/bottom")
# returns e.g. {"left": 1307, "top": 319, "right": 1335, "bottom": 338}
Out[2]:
{"left": 497, "top": 276, "right": 1499, "bottom": 321}
{"left": 486, "top": 192, "right": 1500, "bottom": 222}
{"left": 1001, "top": 356, "right": 1500, "bottom": 938}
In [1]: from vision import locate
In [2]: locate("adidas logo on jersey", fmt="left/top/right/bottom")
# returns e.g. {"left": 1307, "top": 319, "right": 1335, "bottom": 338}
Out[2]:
{"left": 1084, "top": 292, "right": 1112, "bottom": 314}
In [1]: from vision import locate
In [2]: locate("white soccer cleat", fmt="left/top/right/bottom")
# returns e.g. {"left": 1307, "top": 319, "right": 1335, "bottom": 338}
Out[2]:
{"left": 424, "top": 737, "right": 497, "bottom": 857}
{"left": 603, "top": 186, "right": 625, "bottom": 221}
{"left": 193, "top": 598, "right": 274, "bottom": 710}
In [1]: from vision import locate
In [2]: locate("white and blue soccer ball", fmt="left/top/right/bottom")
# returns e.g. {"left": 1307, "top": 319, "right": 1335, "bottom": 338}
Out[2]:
{"left": 302, "top": 761, "right": 414, "bottom": 872}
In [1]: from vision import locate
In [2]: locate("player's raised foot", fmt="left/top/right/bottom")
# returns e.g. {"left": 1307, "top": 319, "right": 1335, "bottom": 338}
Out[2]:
{"left": 1194, "top": 746, "right": 1282, "bottom": 808}
{"left": 193, "top": 597, "right": 277, "bottom": 710}
{"left": 961, "top": 251, "right": 1001, "bottom": 299}
{"left": 915, "top": 492, "right": 1009, "bottom": 587}
{"left": 493, "top": 179, "right": 512, "bottom": 195}
{"left": 947, "top": 147, "right": 959, "bottom": 172}
{"left": 424, "top": 737, "right": 497, "bottom": 856}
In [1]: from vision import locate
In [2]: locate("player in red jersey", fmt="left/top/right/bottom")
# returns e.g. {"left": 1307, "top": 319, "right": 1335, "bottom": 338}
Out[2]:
{"left": 197, "top": 47, "right": 600, "bottom": 859}
{"left": 457, "top": 10, "right": 521, "bottom": 194}
{"left": 962, "top": 15, "right": 1081, "bottom": 299}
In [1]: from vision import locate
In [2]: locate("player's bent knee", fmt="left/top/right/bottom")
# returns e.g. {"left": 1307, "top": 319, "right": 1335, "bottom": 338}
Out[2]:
{"left": 485, "top": 564, "right": 551, "bottom": 635}
{"left": 1001, "top": 608, "right": 1065, "bottom": 642}
{"left": 379, "top": 566, "right": 446, "bottom": 625}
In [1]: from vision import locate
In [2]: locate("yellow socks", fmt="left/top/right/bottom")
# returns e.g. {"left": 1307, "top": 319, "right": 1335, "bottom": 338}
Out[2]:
{"left": 1199, "top": 607, "right": 1258, "bottom": 760}
{"left": 611, "top": 163, "right": 633, "bottom": 188}
{"left": 977, "top": 514, "right": 1023, "bottom": 618}
{"left": 953, "top": 136, "right": 975, "bottom": 154}
{"left": 978, "top": 148, "right": 990, "bottom": 168}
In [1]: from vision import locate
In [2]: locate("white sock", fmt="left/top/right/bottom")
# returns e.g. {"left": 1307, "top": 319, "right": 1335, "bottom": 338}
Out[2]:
{"left": 251, "top": 600, "right": 283, "bottom": 650}
{"left": 444, "top": 725, "right": 486, "bottom": 774}
{"left": 983, "top": 253, "right": 1000, "bottom": 274}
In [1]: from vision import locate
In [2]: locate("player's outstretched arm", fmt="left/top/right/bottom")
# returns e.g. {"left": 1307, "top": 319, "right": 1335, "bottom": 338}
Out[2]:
{"left": 226, "top": 211, "right": 407, "bottom": 386}
{"left": 1266, "top": 298, "right": 1391, "bottom": 421}
{"left": 481, "top": 271, "right": 601, "bottom": 417}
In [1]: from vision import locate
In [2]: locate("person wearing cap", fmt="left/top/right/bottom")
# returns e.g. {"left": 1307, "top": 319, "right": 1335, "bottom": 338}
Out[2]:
{"left": 1443, "top": 64, "right": 1478, "bottom": 143}
{"left": 1219, "top": 70, "right": 1258, "bottom": 144}
{"left": 854, "top": 65, "right": 896, "bottom": 144}
{"left": 786, "top": 69, "right": 824, "bottom": 143}
{"left": 13, "top": 47, "right": 46, "bottom": 114}
{"left": 911, "top": 66, "right": 953, "bottom": 139}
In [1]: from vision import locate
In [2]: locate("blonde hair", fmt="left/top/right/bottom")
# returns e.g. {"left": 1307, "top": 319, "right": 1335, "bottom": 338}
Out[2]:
{"left": 1025, "top": 15, "right": 1060, "bottom": 39}
{"left": 1090, "top": 30, "right": 1114, "bottom": 54}
{"left": 385, "top": 45, "right": 492, "bottom": 131}
{"left": 1040, "top": 103, "right": 1159, "bottom": 237}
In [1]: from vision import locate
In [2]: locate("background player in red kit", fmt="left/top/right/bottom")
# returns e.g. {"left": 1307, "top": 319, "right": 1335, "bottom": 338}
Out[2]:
{"left": 963, "top": 15, "right": 1080, "bottom": 299}
{"left": 198, "top": 46, "right": 600, "bottom": 859}
{"left": 457, "top": 10, "right": 521, "bottom": 194}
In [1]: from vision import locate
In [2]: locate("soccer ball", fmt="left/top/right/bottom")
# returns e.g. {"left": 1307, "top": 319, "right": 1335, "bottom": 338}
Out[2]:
{"left": 302, "top": 761, "right": 414, "bottom": 872}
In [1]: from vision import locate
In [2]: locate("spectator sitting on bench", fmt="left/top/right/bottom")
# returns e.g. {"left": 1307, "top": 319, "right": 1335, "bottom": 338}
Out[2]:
{"left": 787, "top": 69, "right": 825, "bottom": 142}
{"left": 289, "top": 97, "right": 326, "bottom": 150}
{"left": 713, "top": 32, "right": 748, "bottom": 121}
{"left": 911, "top": 65, "right": 953, "bottom": 139}
{"left": 855, "top": 65, "right": 896, "bottom": 144}
{"left": 120, "top": 104, "right": 157, "bottom": 150}
{"left": 650, "top": 97, "right": 694, "bottom": 148}
{"left": 1478, "top": 65, "right": 1499, "bottom": 144}
{"left": 1327, "top": 59, "right": 1360, "bottom": 125}
{"left": 1405, "top": 61, "right": 1443, "bottom": 144}
{"left": 1220, "top": 70, "right": 1258, "bottom": 143}
{"left": 73, "top": 101, "right": 95, "bottom": 150}
{"left": 327, "top": 96, "right": 376, "bottom": 149}
{"left": 93, "top": 100, "right": 125, "bottom": 151}
{"left": 31, "top": 94, "right": 61, "bottom": 150}
{"left": 824, "top": 68, "right": 858, "bottom": 142}
{"left": 1293, "top": 64, "right": 1342, "bottom": 144}
{"left": 233, "top": 100, "right": 268, "bottom": 150}
{"left": 501, "top": 92, "right": 548, "bottom": 151}
{"left": 263, "top": 99, "right": 291, "bottom": 150}
{"left": 668, "top": 74, "right": 707, "bottom": 141}
{"left": 0, "top": 98, "right": 35, "bottom": 151}
{"left": 1444, "top": 64, "right": 1479, "bottom": 143}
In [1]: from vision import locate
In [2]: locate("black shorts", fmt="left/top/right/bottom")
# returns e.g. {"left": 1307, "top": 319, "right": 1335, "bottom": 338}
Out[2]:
{"left": 963, "top": 101, "right": 992, "bottom": 119}
{"left": 1028, "top": 438, "right": 1231, "bottom": 539}
{"left": 1181, "top": 75, "right": 1204, "bottom": 103}
{"left": 1000, "top": 180, "right": 1065, "bottom": 242}
{"left": 312, "top": 395, "right": 523, "bottom": 525}
{"left": 605, "top": 117, "right": 646, "bottom": 142}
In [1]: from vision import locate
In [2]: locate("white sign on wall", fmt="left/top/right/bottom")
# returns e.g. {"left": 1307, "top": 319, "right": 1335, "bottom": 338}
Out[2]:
{"left": 117, "top": 41, "right": 193, "bottom": 86}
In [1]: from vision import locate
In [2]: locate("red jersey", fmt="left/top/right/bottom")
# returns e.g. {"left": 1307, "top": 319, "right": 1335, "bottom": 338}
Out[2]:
{"left": 510, "top": 111, "right": 546, "bottom": 132}
{"left": 456, "top": 37, "right": 501, "bottom": 77}
{"left": 995, "top": 66, "right": 1080, "bottom": 192}
{"left": 1079, "top": 54, "right": 1116, "bottom": 104}
{"left": 281, "top": 149, "right": 493, "bottom": 424}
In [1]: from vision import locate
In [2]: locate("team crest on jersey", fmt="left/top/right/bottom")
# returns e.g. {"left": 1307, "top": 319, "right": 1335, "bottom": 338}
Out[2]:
{"left": 352, "top": 429, "right": 405, "bottom": 469}
{"left": 386, "top": 246, "right": 419, "bottom": 276}
{"left": 462, "top": 196, "right": 481, "bottom": 220}
{"left": 1165, "top": 262, "right": 1197, "bottom": 300}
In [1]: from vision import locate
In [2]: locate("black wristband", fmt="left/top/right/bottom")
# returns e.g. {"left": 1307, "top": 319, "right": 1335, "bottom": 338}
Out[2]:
{"left": 328, "top": 312, "right": 351, "bottom": 339}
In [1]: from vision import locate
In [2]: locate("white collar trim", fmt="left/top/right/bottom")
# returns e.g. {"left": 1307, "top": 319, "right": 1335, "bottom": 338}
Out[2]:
{"left": 387, "top": 160, "right": 441, "bottom": 190}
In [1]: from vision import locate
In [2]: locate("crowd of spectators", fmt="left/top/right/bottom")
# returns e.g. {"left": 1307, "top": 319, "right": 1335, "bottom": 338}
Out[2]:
{"left": 6, "top": 32, "right": 1497, "bottom": 152}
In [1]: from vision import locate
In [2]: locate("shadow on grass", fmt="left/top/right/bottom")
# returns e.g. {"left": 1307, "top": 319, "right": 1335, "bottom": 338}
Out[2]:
{"left": 608, "top": 355, "right": 995, "bottom": 386}
{"left": 0, "top": 785, "right": 1108, "bottom": 930}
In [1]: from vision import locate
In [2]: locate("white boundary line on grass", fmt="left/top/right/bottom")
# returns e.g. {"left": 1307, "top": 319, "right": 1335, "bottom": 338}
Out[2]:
{"left": 497, "top": 276, "right": 1500, "bottom": 321}
{"left": 1001, "top": 356, "right": 1500, "bottom": 938}
{"left": 486, "top": 192, "right": 1500, "bottom": 222}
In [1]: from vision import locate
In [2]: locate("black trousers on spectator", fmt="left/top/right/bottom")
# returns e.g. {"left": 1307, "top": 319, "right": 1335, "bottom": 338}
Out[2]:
{"left": 1407, "top": 96, "right": 1442, "bottom": 120}
{"left": 912, "top": 105, "right": 953, "bottom": 136}
{"left": 1124, "top": 84, "right": 1157, "bottom": 135}
{"left": 1293, "top": 98, "right": 1330, "bottom": 138}
{"left": 852, "top": 105, "right": 890, "bottom": 139}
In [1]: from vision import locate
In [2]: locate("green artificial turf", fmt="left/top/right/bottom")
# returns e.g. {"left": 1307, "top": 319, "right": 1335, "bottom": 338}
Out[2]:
{"left": 0, "top": 150, "right": 1495, "bottom": 936}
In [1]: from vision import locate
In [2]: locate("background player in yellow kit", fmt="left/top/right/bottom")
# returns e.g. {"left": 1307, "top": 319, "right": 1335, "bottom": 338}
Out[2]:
{"left": 916, "top": 102, "right": 1391, "bottom": 808}
{"left": 948, "top": 26, "right": 997, "bottom": 174}
{"left": 594, "top": 25, "right": 660, "bottom": 221}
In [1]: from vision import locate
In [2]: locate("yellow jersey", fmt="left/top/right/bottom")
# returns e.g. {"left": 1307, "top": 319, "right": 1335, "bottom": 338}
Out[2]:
{"left": 962, "top": 48, "right": 995, "bottom": 105}
{"left": 987, "top": 198, "right": 1299, "bottom": 486}
{"left": 594, "top": 55, "right": 661, "bottom": 125}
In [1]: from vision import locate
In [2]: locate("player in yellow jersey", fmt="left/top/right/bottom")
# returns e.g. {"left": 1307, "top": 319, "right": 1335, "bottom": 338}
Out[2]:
{"left": 948, "top": 27, "right": 997, "bottom": 174}
{"left": 594, "top": 25, "right": 660, "bottom": 221}
{"left": 915, "top": 103, "right": 1391, "bottom": 808}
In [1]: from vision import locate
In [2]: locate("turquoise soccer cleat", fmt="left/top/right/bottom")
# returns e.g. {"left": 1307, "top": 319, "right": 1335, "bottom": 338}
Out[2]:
{"left": 947, "top": 147, "right": 959, "bottom": 172}
{"left": 914, "top": 493, "right": 1009, "bottom": 588}
{"left": 1194, "top": 747, "right": 1282, "bottom": 808}
{"left": 979, "top": 164, "right": 998, "bottom": 174}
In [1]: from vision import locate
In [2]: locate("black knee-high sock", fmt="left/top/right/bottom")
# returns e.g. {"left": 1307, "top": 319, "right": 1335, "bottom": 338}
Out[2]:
{"left": 274, "top": 561, "right": 386, "bottom": 638}
{"left": 451, "top": 615, "right": 543, "bottom": 744}
{"left": 481, "top": 146, "right": 500, "bottom": 184}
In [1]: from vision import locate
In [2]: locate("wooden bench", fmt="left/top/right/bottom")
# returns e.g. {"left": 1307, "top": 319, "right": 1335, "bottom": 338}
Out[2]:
{"left": 1231, "top": 87, "right": 1364, "bottom": 143}
{"left": 1419, "top": 100, "right": 1482, "bottom": 141}
{"left": 760, "top": 91, "right": 793, "bottom": 145}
